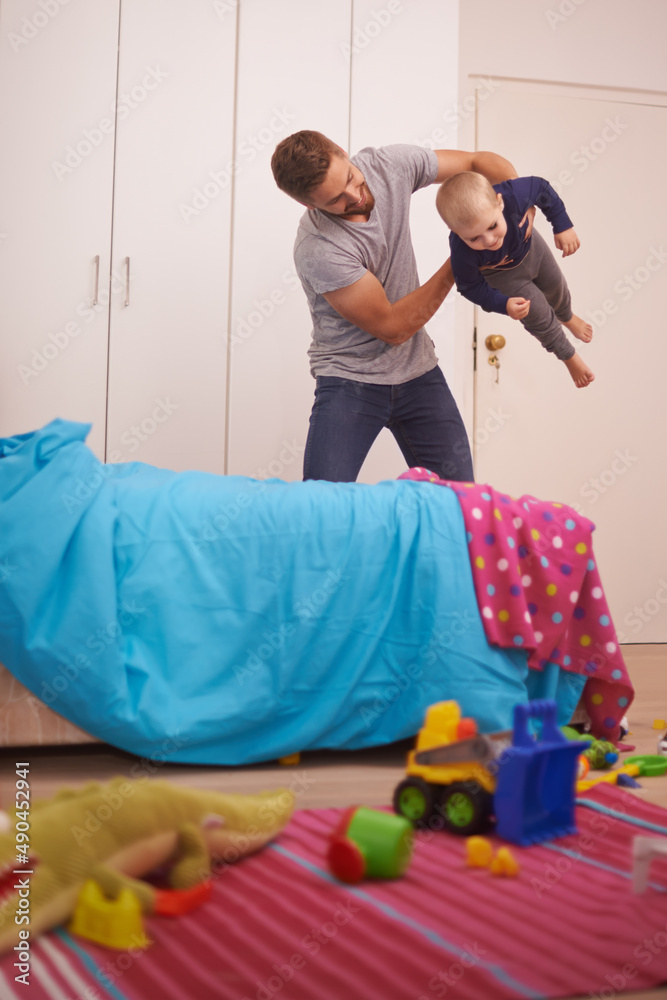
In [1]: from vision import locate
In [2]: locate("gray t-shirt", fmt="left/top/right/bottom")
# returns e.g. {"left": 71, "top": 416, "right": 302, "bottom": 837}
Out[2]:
{"left": 294, "top": 144, "right": 439, "bottom": 383}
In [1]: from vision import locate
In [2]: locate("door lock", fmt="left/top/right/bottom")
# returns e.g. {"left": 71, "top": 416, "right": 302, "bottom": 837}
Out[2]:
{"left": 488, "top": 354, "right": 501, "bottom": 383}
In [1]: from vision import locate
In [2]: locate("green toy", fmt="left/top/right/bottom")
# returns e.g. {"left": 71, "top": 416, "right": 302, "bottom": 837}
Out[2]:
{"left": 624, "top": 755, "right": 667, "bottom": 777}
{"left": 0, "top": 776, "right": 294, "bottom": 955}
{"left": 561, "top": 726, "right": 619, "bottom": 769}
{"left": 327, "top": 806, "right": 414, "bottom": 883}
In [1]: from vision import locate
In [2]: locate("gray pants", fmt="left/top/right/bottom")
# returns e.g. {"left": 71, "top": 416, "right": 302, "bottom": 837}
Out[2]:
{"left": 483, "top": 229, "right": 575, "bottom": 360}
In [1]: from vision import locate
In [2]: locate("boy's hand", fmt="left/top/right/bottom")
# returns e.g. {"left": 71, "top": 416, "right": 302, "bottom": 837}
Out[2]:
{"left": 554, "top": 227, "right": 580, "bottom": 257}
{"left": 507, "top": 297, "right": 530, "bottom": 320}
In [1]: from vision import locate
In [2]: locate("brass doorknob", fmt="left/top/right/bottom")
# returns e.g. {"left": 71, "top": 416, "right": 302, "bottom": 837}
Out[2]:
{"left": 485, "top": 334, "right": 506, "bottom": 351}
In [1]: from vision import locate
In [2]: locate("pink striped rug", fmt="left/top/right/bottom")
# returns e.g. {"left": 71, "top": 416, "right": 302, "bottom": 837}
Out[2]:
{"left": 2, "top": 784, "right": 667, "bottom": 1000}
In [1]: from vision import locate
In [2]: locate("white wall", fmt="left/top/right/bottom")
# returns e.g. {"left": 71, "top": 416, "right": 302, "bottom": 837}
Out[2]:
{"left": 459, "top": 0, "right": 667, "bottom": 94}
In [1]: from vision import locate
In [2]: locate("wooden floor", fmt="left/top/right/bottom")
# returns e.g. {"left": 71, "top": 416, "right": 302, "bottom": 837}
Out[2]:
{"left": 1, "top": 643, "right": 665, "bottom": 1000}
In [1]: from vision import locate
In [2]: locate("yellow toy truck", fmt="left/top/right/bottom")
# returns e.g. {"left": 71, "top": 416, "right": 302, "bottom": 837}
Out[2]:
{"left": 393, "top": 701, "right": 510, "bottom": 836}
{"left": 393, "top": 699, "right": 581, "bottom": 844}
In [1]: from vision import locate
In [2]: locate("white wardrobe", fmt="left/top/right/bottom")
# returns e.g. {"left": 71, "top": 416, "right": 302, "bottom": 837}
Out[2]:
{"left": 1, "top": 0, "right": 235, "bottom": 472}
{"left": 0, "top": 0, "right": 460, "bottom": 480}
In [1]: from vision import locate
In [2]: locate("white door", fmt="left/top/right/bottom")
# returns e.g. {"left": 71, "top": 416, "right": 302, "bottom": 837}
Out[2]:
{"left": 0, "top": 0, "right": 120, "bottom": 458}
{"left": 474, "top": 87, "right": 667, "bottom": 642}
{"left": 105, "top": 1, "right": 237, "bottom": 474}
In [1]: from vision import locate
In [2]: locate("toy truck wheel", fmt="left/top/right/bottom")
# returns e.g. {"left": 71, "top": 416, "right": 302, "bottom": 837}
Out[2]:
{"left": 438, "top": 782, "right": 493, "bottom": 836}
{"left": 393, "top": 777, "right": 435, "bottom": 826}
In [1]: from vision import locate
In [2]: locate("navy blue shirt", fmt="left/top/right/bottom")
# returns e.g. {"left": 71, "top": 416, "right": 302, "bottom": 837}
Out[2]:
{"left": 449, "top": 176, "right": 573, "bottom": 314}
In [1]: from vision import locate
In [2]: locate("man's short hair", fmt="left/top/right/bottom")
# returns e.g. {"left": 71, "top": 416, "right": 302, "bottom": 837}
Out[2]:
{"left": 435, "top": 171, "right": 498, "bottom": 231}
{"left": 271, "top": 130, "right": 343, "bottom": 202}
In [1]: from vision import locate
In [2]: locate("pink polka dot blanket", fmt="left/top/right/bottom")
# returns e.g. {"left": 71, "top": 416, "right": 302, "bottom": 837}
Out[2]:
{"left": 398, "top": 468, "right": 633, "bottom": 743}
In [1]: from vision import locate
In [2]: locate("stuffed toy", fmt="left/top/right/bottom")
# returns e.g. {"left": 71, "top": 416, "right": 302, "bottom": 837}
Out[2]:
{"left": 0, "top": 776, "right": 294, "bottom": 953}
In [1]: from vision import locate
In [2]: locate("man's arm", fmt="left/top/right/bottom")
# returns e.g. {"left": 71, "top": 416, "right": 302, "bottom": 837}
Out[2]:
{"left": 434, "top": 149, "right": 517, "bottom": 185}
{"left": 323, "top": 260, "right": 455, "bottom": 346}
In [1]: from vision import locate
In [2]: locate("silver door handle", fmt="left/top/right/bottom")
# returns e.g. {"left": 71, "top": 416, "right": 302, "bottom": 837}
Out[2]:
{"left": 92, "top": 255, "right": 100, "bottom": 306}
{"left": 124, "top": 256, "right": 130, "bottom": 307}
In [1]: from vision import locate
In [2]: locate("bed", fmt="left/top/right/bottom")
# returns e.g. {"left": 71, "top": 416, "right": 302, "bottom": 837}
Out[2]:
{"left": 0, "top": 419, "right": 632, "bottom": 763}
{"left": 0, "top": 665, "right": 97, "bottom": 746}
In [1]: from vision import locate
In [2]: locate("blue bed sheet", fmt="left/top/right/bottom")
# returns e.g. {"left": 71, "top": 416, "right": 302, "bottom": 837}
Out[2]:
{"left": 0, "top": 420, "right": 584, "bottom": 764}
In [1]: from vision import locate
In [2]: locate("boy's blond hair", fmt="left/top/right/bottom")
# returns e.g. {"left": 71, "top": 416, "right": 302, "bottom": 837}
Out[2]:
{"left": 435, "top": 171, "right": 498, "bottom": 232}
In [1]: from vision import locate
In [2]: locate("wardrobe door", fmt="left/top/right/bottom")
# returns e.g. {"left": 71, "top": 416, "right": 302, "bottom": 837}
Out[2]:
{"left": 226, "top": 0, "right": 352, "bottom": 481}
{"left": 349, "top": 0, "right": 461, "bottom": 484}
{"left": 0, "top": 0, "right": 120, "bottom": 458}
{"left": 105, "top": 1, "right": 237, "bottom": 473}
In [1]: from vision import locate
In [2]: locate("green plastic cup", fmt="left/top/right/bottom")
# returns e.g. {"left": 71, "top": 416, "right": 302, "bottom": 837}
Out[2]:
{"left": 346, "top": 807, "right": 414, "bottom": 879}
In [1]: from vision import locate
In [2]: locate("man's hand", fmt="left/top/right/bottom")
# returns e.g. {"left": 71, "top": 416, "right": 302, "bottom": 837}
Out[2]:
{"left": 554, "top": 227, "right": 580, "bottom": 257}
{"left": 519, "top": 206, "right": 536, "bottom": 241}
{"left": 507, "top": 297, "right": 530, "bottom": 321}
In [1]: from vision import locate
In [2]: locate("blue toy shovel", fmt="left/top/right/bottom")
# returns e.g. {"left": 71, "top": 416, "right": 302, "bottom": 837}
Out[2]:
{"left": 494, "top": 699, "right": 581, "bottom": 845}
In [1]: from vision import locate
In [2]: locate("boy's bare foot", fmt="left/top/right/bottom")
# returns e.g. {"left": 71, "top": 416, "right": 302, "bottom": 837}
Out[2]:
{"left": 564, "top": 352, "right": 595, "bottom": 388}
{"left": 564, "top": 314, "right": 593, "bottom": 343}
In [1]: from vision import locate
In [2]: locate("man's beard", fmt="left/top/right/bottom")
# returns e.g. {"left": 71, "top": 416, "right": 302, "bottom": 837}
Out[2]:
{"left": 342, "top": 182, "right": 374, "bottom": 217}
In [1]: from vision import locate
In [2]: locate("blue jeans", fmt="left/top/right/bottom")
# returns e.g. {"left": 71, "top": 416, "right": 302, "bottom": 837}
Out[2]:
{"left": 303, "top": 366, "right": 474, "bottom": 483}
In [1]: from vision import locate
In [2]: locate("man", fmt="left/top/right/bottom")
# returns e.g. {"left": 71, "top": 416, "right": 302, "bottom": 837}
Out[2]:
{"left": 270, "top": 131, "right": 524, "bottom": 483}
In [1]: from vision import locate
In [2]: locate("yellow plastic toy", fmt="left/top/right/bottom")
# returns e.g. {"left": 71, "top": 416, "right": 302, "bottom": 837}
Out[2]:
{"left": 465, "top": 837, "right": 520, "bottom": 877}
{"left": 69, "top": 880, "right": 150, "bottom": 950}
{"left": 393, "top": 701, "right": 508, "bottom": 836}
{"left": 466, "top": 836, "right": 494, "bottom": 868}
{"left": 490, "top": 846, "right": 520, "bottom": 877}
{"left": 576, "top": 762, "right": 640, "bottom": 792}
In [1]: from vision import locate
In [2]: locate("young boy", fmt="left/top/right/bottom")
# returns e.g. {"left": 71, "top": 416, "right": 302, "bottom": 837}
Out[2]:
{"left": 435, "top": 172, "right": 594, "bottom": 388}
